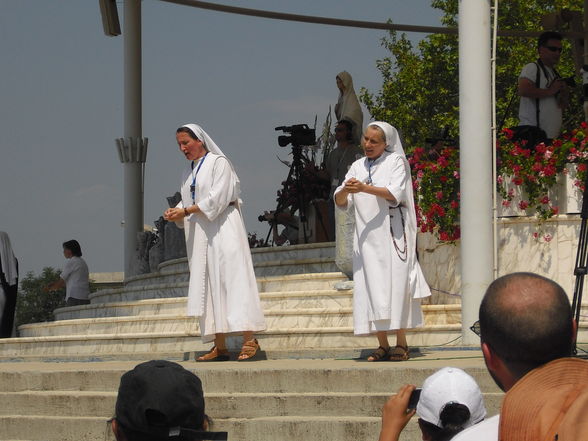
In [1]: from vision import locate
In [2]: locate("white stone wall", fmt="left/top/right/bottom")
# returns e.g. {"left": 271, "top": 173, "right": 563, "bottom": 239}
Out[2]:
{"left": 417, "top": 215, "right": 582, "bottom": 303}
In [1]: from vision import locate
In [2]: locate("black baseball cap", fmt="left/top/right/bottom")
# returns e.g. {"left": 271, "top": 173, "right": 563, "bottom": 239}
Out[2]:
{"left": 115, "top": 360, "right": 227, "bottom": 440}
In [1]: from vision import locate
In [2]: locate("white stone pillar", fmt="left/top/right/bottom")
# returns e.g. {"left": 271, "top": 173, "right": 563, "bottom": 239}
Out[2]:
{"left": 459, "top": 0, "right": 494, "bottom": 344}
{"left": 121, "top": 0, "right": 144, "bottom": 278}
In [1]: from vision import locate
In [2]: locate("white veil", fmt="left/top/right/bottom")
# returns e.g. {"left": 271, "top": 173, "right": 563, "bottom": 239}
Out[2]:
{"left": 180, "top": 123, "right": 242, "bottom": 202}
{"left": 181, "top": 123, "right": 227, "bottom": 157}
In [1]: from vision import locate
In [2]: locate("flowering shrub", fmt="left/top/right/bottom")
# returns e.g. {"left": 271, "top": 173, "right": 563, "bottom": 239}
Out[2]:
{"left": 409, "top": 146, "right": 460, "bottom": 242}
{"left": 497, "top": 123, "right": 588, "bottom": 221}
{"left": 409, "top": 122, "right": 588, "bottom": 243}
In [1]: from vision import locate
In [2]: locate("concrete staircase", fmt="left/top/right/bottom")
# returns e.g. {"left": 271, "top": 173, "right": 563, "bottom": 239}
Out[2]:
{"left": 4, "top": 242, "right": 585, "bottom": 441}
{"left": 1, "top": 243, "right": 462, "bottom": 361}
{"left": 0, "top": 356, "right": 504, "bottom": 441}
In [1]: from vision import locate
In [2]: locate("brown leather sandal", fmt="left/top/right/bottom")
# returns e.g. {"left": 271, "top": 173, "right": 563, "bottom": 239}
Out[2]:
{"left": 196, "top": 346, "right": 230, "bottom": 362}
{"left": 238, "top": 339, "right": 260, "bottom": 361}
{"left": 389, "top": 345, "right": 410, "bottom": 361}
{"left": 367, "top": 346, "right": 390, "bottom": 362}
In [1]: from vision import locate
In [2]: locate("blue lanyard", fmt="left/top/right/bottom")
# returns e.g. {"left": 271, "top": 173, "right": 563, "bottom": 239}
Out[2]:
{"left": 190, "top": 152, "right": 208, "bottom": 204}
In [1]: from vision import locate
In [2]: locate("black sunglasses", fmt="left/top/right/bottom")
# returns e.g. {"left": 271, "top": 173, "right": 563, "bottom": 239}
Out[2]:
{"left": 544, "top": 45, "right": 563, "bottom": 53}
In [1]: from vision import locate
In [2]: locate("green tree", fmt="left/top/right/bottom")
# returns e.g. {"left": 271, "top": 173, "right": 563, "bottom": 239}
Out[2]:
{"left": 15, "top": 267, "right": 66, "bottom": 330}
{"left": 360, "top": 0, "right": 583, "bottom": 149}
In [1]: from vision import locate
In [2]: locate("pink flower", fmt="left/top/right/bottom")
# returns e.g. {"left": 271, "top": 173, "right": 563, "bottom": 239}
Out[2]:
{"left": 519, "top": 200, "right": 529, "bottom": 210}
{"left": 453, "top": 171, "right": 460, "bottom": 179}
{"left": 533, "top": 232, "right": 539, "bottom": 239}
{"left": 497, "top": 175, "right": 504, "bottom": 185}
{"left": 502, "top": 200, "right": 511, "bottom": 207}
{"left": 417, "top": 170, "right": 424, "bottom": 179}
{"left": 435, "top": 191, "right": 444, "bottom": 200}
{"left": 544, "top": 234, "right": 553, "bottom": 242}
{"left": 540, "top": 196, "right": 550, "bottom": 205}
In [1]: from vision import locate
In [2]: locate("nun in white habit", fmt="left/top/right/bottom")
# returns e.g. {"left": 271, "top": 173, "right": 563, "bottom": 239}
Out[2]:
{"left": 335, "top": 71, "right": 364, "bottom": 145}
{"left": 334, "top": 122, "right": 430, "bottom": 361}
{"left": 164, "top": 124, "right": 266, "bottom": 361}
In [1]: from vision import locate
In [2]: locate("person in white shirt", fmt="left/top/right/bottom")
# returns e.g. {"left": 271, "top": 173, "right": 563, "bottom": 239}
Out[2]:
{"left": 378, "top": 367, "right": 487, "bottom": 441}
{"left": 45, "top": 239, "right": 90, "bottom": 306}
{"left": 518, "top": 31, "right": 569, "bottom": 139}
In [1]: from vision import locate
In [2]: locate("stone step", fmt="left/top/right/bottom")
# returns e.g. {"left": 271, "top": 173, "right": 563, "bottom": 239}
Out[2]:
{"left": 0, "top": 326, "right": 463, "bottom": 360}
{"left": 152, "top": 243, "right": 338, "bottom": 279}
{"left": 0, "top": 358, "right": 503, "bottom": 441}
{"left": 0, "top": 361, "right": 499, "bottom": 393}
{"left": 23, "top": 305, "right": 460, "bottom": 338}
{"left": 58, "top": 286, "right": 353, "bottom": 321}
{"left": 253, "top": 257, "right": 338, "bottom": 276}
{"left": 0, "top": 390, "right": 504, "bottom": 418}
{"left": 0, "top": 415, "right": 410, "bottom": 441}
{"left": 90, "top": 272, "right": 349, "bottom": 303}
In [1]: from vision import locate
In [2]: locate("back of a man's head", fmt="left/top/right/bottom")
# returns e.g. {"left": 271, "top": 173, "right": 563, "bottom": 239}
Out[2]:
{"left": 479, "top": 272, "right": 573, "bottom": 379}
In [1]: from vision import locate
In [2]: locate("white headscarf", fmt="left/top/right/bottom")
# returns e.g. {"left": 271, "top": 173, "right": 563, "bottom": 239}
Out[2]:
{"left": 181, "top": 123, "right": 227, "bottom": 157}
{"left": 180, "top": 123, "right": 242, "bottom": 198}
{"left": 335, "top": 71, "right": 364, "bottom": 143}
{"left": 367, "top": 121, "right": 406, "bottom": 158}
{"left": 0, "top": 232, "right": 18, "bottom": 286}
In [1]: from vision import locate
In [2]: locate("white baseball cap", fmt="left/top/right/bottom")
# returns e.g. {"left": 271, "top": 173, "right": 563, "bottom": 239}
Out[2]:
{"left": 416, "top": 367, "right": 487, "bottom": 429}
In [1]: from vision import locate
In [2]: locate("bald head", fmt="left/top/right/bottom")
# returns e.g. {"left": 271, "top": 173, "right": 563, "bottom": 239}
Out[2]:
{"left": 479, "top": 272, "right": 573, "bottom": 378}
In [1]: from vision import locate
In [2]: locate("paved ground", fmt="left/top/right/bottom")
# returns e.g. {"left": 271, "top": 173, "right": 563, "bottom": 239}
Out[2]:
{"left": 0, "top": 348, "right": 487, "bottom": 371}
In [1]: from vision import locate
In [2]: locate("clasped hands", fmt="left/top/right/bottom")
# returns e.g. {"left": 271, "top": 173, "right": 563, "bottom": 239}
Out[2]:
{"left": 164, "top": 207, "right": 186, "bottom": 222}
{"left": 342, "top": 177, "right": 367, "bottom": 194}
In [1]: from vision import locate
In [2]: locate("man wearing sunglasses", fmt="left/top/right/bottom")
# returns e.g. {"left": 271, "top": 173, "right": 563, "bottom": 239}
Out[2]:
{"left": 518, "top": 31, "right": 568, "bottom": 140}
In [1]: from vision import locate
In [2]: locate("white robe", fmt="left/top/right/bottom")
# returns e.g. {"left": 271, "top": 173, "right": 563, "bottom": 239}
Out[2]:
{"left": 178, "top": 153, "right": 266, "bottom": 342}
{"left": 335, "top": 151, "right": 430, "bottom": 335}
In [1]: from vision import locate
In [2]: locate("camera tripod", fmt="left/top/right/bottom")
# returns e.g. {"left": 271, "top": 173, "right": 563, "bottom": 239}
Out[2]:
{"left": 572, "top": 167, "right": 588, "bottom": 358}
{"left": 264, "top": 144, "right": 309, "bottom": 246}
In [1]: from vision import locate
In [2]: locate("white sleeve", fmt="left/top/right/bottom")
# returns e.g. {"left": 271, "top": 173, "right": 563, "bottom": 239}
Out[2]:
{"left": 385, "top": 155, "right": 407, "bottom": 208}
{"left": 333, "top": 162, "right": 357, "bottom": 211}
{"left": 198, "top": 157, "right": 236, "bottom": 221}
{"left": 519, "top": 63, "right": 538, "bottom": 83}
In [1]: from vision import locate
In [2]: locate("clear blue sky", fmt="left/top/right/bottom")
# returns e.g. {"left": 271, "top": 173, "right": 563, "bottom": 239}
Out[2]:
{"left": 0, "top": 0, "right": 442, "bottom": 277}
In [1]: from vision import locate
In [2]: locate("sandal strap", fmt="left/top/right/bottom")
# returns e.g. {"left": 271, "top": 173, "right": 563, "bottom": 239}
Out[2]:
{"left": 238, "top": 339, "right": 260, "bottom": 360}
{"left": 240, "top": 339, "right": 259, "bottom": 354}
{"left": 389, "top": 345, "right": 409, "bottom": 360}
{"left": 198, "top": 346, "right": 229, "bottom": 361}
{"left": 368, "top": 346, "right": 390, "bottom": 361}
